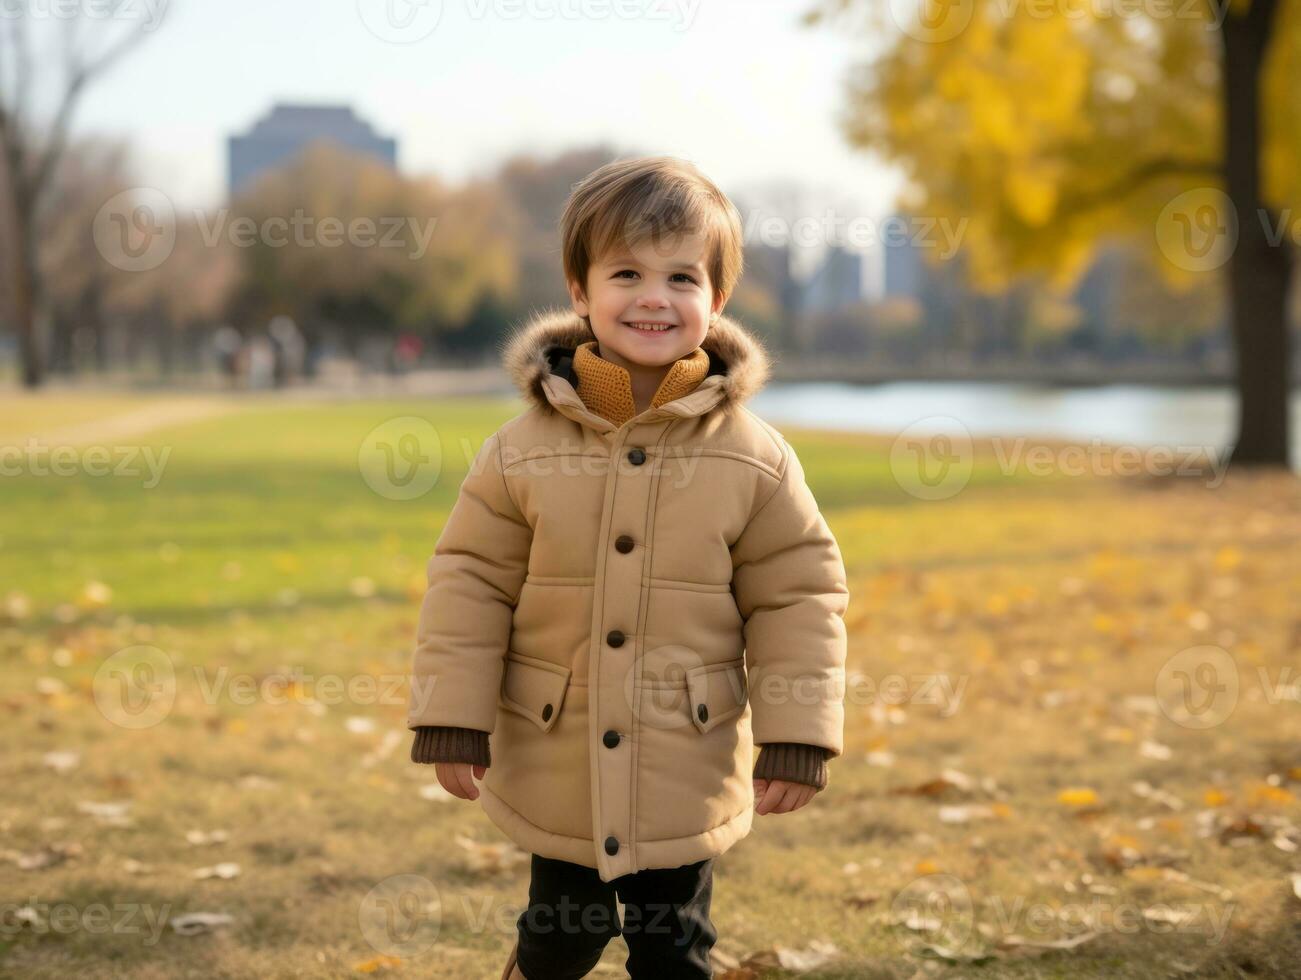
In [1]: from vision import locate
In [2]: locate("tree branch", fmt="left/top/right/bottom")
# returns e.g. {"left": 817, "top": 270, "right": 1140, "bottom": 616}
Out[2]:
{"left": 31, "top": 15, "right": 152, "bottom": 201}
{"left": 1055, "top": 155, "right": 1223, "bottom": 218}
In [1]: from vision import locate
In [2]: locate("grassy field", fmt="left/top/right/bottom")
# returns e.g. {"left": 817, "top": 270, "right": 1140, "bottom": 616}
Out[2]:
{"left": 1, "top": 392, "right": 1298, "bottom": 979}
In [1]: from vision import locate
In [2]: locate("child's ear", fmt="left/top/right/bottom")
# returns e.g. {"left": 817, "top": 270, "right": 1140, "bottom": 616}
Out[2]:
{"left": 567, "top": 277, "right": 590, "bottom": 318}
{"left": 710, "top": 290, "right": 727, "bottom": 321}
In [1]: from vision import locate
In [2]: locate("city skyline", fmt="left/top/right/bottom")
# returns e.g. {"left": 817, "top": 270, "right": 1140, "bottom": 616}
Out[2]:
{"left": 72, "top": 0, "right": 899, "bottom": 216}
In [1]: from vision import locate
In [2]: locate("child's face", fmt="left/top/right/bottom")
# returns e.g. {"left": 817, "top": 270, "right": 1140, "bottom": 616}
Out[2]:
{"left": 568, "top": 231, "right": 725, "bottom": 371}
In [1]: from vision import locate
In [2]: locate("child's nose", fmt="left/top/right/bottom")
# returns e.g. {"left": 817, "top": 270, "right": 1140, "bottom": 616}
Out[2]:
{"left": 636, "top": 291, "right": 670, "bottom": 309}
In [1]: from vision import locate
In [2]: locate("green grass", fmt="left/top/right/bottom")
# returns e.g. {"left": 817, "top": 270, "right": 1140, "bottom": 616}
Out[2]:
{"left": 1, "top": 393, "right": 1298, "bottom": 978}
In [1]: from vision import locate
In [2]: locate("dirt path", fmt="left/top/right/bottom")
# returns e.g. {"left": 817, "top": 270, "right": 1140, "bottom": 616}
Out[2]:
{"left": 2, "top": 397, "right": 246, "bottom": 447}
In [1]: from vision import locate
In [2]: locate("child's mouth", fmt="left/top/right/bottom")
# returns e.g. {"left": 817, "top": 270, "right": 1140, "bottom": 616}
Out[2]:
{"left": 624, "top": 321, "right": 677, "bottom": 335}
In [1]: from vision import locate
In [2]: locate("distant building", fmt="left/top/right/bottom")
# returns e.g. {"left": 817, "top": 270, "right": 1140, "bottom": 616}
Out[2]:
{"left": 801, "top": 244, "right": 864, "bottom": 314}
{"left": 1068, "top": 242, "right": 1128, "bottom": 352}
{"left": 228, "top": 103, "right": 397, "bottom": 196}
{"left": 882, "top": 213, "right": 926, "bottom": 299}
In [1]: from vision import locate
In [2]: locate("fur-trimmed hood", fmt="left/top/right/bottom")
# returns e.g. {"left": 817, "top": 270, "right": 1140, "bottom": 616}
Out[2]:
{"left": 500, "top": 306, "right": 772, "bottom": 416}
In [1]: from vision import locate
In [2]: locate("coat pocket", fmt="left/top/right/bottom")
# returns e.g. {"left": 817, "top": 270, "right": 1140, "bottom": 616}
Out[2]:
{"left": 499, "top": 652, "right": 571, "bottom": 733}
{"left": 685, "top": 657, "right": 748, "bottom": 735}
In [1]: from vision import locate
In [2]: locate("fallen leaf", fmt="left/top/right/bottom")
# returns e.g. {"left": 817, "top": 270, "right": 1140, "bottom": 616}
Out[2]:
{"left": 938, "top": 804, "right": 996, "bottom": 824}
{"left": 192, "top": 862, "right": 241, "bottom": 880}
{"left": 76, "top": 800, "right": 133, "bottom": 826}
{"left": 1057, "top": 788, "right": 1099, "bottom": 807}
{"left": 185, "top": 829, "right": 230, "bottom": 846}
{"left": 352, "top": 954, "right": 402, "bottom": 973}
{"left": 454, "top": 834, "right": 529, "bottom": 874}
{"left": 169, "top": 912, "right": 234, "bottom": 935}
{"left": 42, "top": 750, "right": 80, "bottom": 773}
{"left": 996, "top": 930, "right": 1100, "bottom": 955}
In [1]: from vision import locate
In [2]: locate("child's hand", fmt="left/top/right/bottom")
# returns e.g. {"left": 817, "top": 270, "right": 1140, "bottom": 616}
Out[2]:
{"left": 436, "top": 762, "right": 486, "bottom": 801}
{"left": 753, "top": 778, "right": 819, "bottom": 815}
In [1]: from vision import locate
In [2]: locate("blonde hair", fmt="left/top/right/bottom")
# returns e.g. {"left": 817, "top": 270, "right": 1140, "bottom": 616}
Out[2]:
{"left": 560, "top": 156, "right": 744, "bottom": 312}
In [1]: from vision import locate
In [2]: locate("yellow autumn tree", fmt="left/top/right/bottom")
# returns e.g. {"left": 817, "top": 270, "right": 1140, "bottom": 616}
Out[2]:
{"left": 228, "top": 141, "right": 518, "bottom": 339}
{"left": 808, "top": 0, "right": 1297, "bottom": 467}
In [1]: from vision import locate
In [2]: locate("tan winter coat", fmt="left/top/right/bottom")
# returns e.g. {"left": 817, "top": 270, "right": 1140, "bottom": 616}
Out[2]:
{"left": 407, "top": 308, "right": 850, "bottom": 882}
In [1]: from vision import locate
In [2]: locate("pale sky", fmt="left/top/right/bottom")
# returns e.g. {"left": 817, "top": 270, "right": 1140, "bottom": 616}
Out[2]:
{"left": 68, "top": 0, "right": 903, "bottom": 285}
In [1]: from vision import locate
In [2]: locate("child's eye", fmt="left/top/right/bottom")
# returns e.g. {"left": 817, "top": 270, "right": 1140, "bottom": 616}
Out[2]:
{"left": 612, "top": 269, "right": 696, "bottom": 284}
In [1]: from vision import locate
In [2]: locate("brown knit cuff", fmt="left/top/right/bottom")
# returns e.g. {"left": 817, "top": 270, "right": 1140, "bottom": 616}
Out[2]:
{"left": 411, "top": 726, "right": 491, "bottom": 767}
{"left": 753, "top": 742, "right": 829, "bottom": 790}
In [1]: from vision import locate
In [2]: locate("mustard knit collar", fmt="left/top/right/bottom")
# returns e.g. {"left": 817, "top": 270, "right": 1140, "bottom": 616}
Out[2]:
{"left": 572, "top": 341, "right": 710, "bottom": 427}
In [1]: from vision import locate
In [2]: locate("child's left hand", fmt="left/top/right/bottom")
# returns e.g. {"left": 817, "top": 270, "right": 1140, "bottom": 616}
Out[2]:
{"left": 753, "top": 778, "right": 819, "bottom": 815}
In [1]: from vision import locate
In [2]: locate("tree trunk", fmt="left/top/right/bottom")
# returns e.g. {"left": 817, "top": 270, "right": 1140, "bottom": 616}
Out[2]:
{"left": 11, "top": 202, "right": 45, "bottom": 388}
{"left": 1221, "top": 0, "right": 1293, "bottom": 467}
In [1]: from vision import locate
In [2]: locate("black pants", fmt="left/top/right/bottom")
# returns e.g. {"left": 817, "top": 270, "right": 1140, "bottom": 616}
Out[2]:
{"left": 514, "top": 853, "right": 716, "bottom": 979}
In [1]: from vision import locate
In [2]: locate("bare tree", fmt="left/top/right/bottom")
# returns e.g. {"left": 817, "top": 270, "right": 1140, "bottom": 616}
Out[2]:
{"left": 0, "top": 1, "right": 160, "bottom": 386}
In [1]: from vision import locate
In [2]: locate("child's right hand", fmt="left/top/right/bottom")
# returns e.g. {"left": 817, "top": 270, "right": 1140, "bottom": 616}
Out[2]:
{"left": 435, "top": 762, "right": 486, "bottom": 801}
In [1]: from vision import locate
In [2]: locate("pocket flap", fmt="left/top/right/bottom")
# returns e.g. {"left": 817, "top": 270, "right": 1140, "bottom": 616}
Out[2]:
{"left": 685, "top": 658, "right": 747, "bottom": 734}
{"left": 500, "top": 653, "right": 571, "bottom": 733}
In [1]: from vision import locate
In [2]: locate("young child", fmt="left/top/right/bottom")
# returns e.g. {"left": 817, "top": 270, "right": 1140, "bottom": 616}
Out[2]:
{"left": 407, "top": 156, "right": 850, "bottom": 979}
